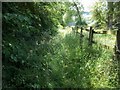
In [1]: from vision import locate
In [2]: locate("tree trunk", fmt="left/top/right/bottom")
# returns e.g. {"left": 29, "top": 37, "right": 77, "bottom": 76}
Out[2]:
{"left": 116, "top": 29, "right": 120, "bottom": 53}
{"left": 74, "top": 2, "right": 81, "bottom": 24}
{"left": 107, "top": 2, "right": 113, "bottom": 30}
{"left": 115, "top": 29, "right": 120, "bottom": 87}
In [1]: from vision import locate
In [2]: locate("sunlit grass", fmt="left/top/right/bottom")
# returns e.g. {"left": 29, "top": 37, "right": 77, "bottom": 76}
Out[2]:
{"left": 94, "top": 34, "right": 116, "bottom": 49}
{"left": 58, "top": 27, "right": 72, "bottom": 38}
{"left": 44, "top": 28, "right": 118, "bottom": 88}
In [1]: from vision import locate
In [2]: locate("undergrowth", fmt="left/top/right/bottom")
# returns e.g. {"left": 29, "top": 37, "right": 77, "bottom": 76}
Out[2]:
{"left": 43, "top": 32, "right": 118, "bottom": 88}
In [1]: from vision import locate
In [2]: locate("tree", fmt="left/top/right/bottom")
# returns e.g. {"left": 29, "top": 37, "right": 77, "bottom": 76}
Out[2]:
{"left": 92, "top": 1, "right": 107, "bottom": 29}
{"left": 73, "top": 2, "right": 87, "bottom": 27}
{"left": 107, "top": 2, "right": 114, "bottom": 30}
{"left": 114, "top": 2, "right": 120, "bottom": 62}
{"left": 2, "top": 2, "right": 71, "bottom": 88}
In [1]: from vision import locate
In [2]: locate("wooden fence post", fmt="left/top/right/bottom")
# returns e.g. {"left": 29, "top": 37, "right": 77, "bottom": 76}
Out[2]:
{"left": 79, "top": 27, "right": 83, "bottom": 50}
{"left": 72, "top": 27, "right": 74, "bottom": 33}
{"left": 76, "top": 26, "right": 78, "bottom": 34}
{"left": 72, "top": 27, "right": 75, "bottom": 34}
{"left": 80, "top": 27, "right": 84, "bottom": 37}
{"left": 116, "top": 29, "right": 120, "bottom": 54}
{"left": 88, "top": 26, "right": 94, "bottom": 45}
{"left": 115, "top": 29, "right": 120, "bottom": 86}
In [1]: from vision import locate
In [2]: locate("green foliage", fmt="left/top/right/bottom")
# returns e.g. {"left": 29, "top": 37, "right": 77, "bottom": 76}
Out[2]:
{"left": 61, "top": 3, "right": 77, "bottom": 27}
{"left": 43, "top": 32, "right": 118, "bottom": 88}
{"left": 62, "top": 2, "right": 86, "bottom": 27}
{"left": 113, "top": 2, "right": 120, "bottom": 28}
{"left": 76, "top": 19, "right": 87, "bottom": 27}
{"left": 92, "top": 1, "right": 120, "bottom": 29}
{"left": 92, "top": 1, "right": 107, "bottom": 29}
{"left": 2, "top": 2, "right": 68, "bottom": 88}
{"left": 2, "top": 2, "right": 118, "bottom": 88}
{"left": 73, "top": 2, "right": 87, "bottom": 27}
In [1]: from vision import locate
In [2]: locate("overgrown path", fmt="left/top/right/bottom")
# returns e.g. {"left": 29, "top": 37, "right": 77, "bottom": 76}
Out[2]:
{"left": 45, "top": 27, "right": 118, "bottom": 88}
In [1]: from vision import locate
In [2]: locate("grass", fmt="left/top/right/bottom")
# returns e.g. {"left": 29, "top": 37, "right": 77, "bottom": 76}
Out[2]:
{"left": 43, "top": 27, "right": 118, "bottom": 88}
{"left": 94, "top": 33, "right": 116, "bottom": 49}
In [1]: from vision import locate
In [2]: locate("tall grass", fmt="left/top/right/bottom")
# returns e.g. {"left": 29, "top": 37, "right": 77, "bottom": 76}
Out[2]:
{"left": 43, "top": 32, "right": 118, "bottom": 88}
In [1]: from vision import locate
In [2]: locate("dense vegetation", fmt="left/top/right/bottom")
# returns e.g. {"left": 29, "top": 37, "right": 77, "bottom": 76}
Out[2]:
{"left": 92, "top": 1, "right": 120, "bottom": 30}
{"left": 2, "top": 2, "right": 66, "bottom": 88}
{"left": 2, "top": 1, "right": 120, "bottom": 89}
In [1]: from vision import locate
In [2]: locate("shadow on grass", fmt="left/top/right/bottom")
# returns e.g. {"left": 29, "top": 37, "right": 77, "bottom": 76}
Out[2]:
{"left": 4, "top": 32, "right": 117, "bottom": 88}
{"left": 44, "top": 33, "right": 110, "bottom": 88}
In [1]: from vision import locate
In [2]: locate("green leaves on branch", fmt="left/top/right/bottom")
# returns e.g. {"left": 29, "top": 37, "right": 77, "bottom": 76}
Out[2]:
{"left": 2, "top": 2, "right": 70, "bottom": 88}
